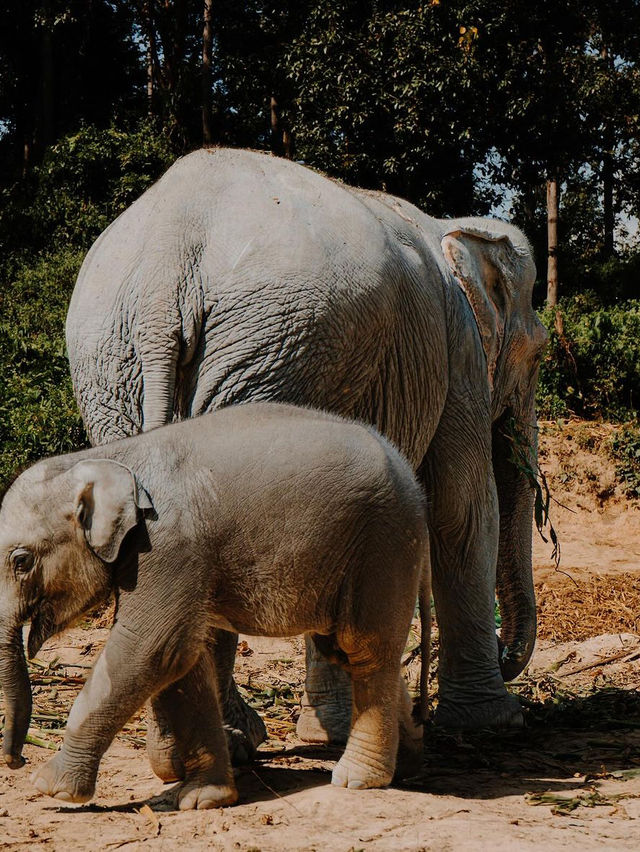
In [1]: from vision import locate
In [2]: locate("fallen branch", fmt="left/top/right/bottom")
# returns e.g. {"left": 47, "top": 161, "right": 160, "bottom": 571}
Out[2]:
{"left": 563, "top": 647, "right": 640, "bottom": 676}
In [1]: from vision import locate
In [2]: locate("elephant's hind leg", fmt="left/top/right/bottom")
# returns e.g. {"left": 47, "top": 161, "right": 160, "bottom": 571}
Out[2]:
{"left": 297, "top": 635, "right": 352, "bottom": 745}
{"left": 146, "top": 699, "right": 185, "bottom": 783}
{"left": 211, "top": 630, "right": 267, "bottom": 762}
{"left": 151, "top": 652, "right": 238, "bottom": 809}
{"left": 331, "top": 659, "right": 401, "bottom": 790}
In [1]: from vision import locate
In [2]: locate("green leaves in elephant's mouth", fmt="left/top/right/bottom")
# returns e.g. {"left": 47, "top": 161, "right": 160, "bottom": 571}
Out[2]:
{"left": 502, "top": 416, "right": 560, "bottom": 569}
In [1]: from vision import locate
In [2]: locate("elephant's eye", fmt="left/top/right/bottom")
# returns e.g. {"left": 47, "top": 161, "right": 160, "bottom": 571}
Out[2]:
{"left": 10, "top": 548, "right": 34, "bottom": 576}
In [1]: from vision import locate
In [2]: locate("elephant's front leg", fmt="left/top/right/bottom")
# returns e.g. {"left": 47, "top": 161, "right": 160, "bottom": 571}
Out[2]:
{"left": 31, "top": 623, "right": 196, "bottom": 804}
{"left": 296, "top": 635, "right": 352, "bottom": 744}
{"left": 424, "top": 401, "right": 523, "bottom": 731}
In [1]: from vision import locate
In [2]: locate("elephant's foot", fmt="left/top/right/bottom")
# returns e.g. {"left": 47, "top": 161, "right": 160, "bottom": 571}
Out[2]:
{"left": 178, "top": 777, "right": 238, "bottom": 810}
{"left": 31, "top": 752, "right": 96, "bottom": 804}
{"left": 433, "top": 692, "right": 523, "bottom": 731}
{"left": 222, "top": 684, "right": 267, "bottom": 764}
{"left": 331, "top": 749, "right": 394, "bottom": 790}
{"left": 296, "top": 692, "right": 352, "bottom": 744}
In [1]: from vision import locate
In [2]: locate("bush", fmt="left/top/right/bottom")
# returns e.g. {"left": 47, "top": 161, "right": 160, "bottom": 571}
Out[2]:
{"left": 537, "top": 295, "right": 640, "bottom": 421}
{"left": 0, "top": 249, "right": 88, "bottom": 487}
{"left": 609, "top": 425, "right": 640, "bottom": 499}
{"left": 0, "top": 121, "right": 175, "bottom": 264}
{"left": 0, "top": 122, "right": 176, "bottom": 488}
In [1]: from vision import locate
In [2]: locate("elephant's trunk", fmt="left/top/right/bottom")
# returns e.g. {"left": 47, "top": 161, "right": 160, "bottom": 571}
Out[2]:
{"left": 0, "top": 623, "right": 32, "bottom": 768}
{"left": 492, "top": 404, "right": 538, "bottom": 682}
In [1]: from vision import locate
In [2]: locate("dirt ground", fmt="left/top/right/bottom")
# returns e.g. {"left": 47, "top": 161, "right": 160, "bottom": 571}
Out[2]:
{"left": 2, "top": 418, "right": 640, "bottom": 851}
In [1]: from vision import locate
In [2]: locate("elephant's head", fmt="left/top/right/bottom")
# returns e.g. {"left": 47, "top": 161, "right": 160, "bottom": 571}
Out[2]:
{"left": 0, "top": 458, "right": 151, "bottom": 768}
{"left": 442, "top": 219, "right": 548, "bottom": 681}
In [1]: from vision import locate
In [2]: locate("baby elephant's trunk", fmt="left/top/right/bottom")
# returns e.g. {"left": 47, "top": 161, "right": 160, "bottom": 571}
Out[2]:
{"left": 418, "top": 556, "right": 432, "bottom": 725}
{"left": 0, "top": 623, "right": 32, "bottom": 768}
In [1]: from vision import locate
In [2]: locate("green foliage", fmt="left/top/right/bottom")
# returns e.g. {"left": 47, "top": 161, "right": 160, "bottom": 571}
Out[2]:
{"left": 537, "top": 296, "right": 640, "bottom": 420}
{"left": 284, "top": 1, "right": 484, "bottom": 215}
{"left": 608, "top": 425, "right": 640, "bottom": 498}
{"left": 0, "top": 249, "right": 87, "bottom": 488}
{"left": 0, "top": 121, "right": 175, "bottom": 262}
{"left": 0, "top": 122, "right": 175, "bottom": 487}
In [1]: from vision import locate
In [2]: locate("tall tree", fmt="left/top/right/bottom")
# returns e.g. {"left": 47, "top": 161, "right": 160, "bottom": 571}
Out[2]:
{"left": 284, "top": 1, "right": 486, "bottom": 215}
{"left": 0, "top": 0, "right": 143, "bottom": 178}
{"left": 202, "top": 0, "right": 214, "bottom": 144}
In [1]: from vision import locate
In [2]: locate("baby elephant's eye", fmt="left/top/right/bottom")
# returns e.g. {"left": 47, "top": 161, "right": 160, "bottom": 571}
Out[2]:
{"left": 10, "top": 548, "right": 35, "bottom": 576}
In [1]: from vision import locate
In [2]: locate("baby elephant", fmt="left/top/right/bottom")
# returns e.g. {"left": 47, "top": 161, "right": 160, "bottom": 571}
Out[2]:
{"left": 0, "top": 403, "right": 429, "bottom": 808}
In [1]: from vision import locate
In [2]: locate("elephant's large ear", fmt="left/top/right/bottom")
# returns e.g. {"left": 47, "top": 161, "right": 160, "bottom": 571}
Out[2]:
{"left": 441, "top": 226, "right": 528, "bottom": 385}
{"left": 71, "top": 460, "right": 153, "bottom": 563}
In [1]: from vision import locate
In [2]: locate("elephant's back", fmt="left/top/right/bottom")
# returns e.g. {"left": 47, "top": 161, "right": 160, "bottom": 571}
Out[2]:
{"left": 67, "top": 148, "right": 391, "bottom": 332}
{"left": 66, "top": 148, "right": 449, "bottom": 455}
{"left": 134, "top": 401, "right": 427, "bottom": 556}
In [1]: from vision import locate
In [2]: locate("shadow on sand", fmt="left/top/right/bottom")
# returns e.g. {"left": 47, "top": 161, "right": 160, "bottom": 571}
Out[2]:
{"left": 48, "top": 688, "right": 640, "bottom": 813}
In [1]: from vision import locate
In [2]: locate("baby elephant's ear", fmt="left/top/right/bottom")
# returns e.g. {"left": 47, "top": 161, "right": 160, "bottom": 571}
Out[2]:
{"left": 71, "top": 460, "right": 153, "bottom": 563}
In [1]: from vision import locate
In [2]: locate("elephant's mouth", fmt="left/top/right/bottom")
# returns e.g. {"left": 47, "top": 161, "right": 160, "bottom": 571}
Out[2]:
{"left": 27, "top": 598, "right": 56, "bottom": 659}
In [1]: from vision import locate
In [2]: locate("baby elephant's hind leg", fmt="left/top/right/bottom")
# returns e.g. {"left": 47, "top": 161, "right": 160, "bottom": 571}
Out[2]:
{"left": 331, "top": 660, "right": 401, "bottom": 790}
{"left": 146, "top": 698, "right": 185, "bottom": 783}
{"left": 149, "top": 652, "right": 238, "bottom": 809}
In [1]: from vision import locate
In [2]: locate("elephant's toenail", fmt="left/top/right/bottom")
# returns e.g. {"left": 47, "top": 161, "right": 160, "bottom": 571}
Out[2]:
{"left": 54, "top": 790, "right": 73, "bottom": 801}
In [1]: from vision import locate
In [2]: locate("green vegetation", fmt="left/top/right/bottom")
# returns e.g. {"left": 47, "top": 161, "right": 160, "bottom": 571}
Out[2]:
{"left": 0, "top": 3, "right": 639, "bottom": 489}
{"left": 609, "top": 424, "right": 640, "bottom": 499}
{"left": 0, "top": 123, "right": 174, "bottom": 487}
{"left": 537, "top": 297, "right": 640, "bottom": 421}
{"left": 0, "top": 249, "right": 85, "bottom": 485}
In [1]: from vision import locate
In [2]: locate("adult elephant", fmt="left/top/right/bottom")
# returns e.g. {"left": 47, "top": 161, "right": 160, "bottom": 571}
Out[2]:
{"left": 64, "top": 147, "right": 547, "bottom": 757}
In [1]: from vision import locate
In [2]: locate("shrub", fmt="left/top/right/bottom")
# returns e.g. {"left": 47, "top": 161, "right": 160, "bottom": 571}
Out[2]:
{"left": 0, "top": 249, "right": 87, "bottom": 488}
{"left": 0, "top": 122, "right": 175, "bottom": 488}
{"left": 608, "top": 425, "right": 640, "bottom": 499}
{"left": 0, "top": 121, "right": 175, "bottom": 264}
{"left": 537, "top": 296, "right": 640, "bottom": 421}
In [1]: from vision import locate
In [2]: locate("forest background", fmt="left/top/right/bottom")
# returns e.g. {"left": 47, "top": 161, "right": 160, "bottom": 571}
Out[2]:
{"left": 1, "top": 0, "right": 640, "bottom": 486}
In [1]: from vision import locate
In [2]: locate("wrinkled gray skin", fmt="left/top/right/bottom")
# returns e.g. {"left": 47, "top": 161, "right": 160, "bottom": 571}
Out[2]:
{"left": 0, "top": 404, "right": 429, "bottom": 807}
{"left": 64, "top": 147, "right": 547, "bottom": 753}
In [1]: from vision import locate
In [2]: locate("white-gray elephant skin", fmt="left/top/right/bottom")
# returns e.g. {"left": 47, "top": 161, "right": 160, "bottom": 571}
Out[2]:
{"left": 0, "top": 403, "right": 429, "bottom": 807}
{"left": 65, "top": 147, "right": 547, "bottom": 748}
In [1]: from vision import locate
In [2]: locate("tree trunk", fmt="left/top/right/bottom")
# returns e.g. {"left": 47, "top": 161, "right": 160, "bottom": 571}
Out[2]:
{"left": 546, "top": 173, "right": 559, "bottom": 307}
{"left": 601, "top": 44, "right": 615, "bottom": 259}
{"left": 270, "top": 95, "right": 293, "bottom": 159}
{"left": 40, "top": 0, "right": 54, "bottom": 149}
{"left": 602, "top": 147, "right": 615, "bottom": 259}
{"left": 202, "top": 0, "right": 214, "bottom": 146}
{"left": 22, "top": 133, "right": 32, "bottom": 178}
{"left": 144, "top": 1, "right": 155, "bottom": 116}
{"left": 270, "top": 95, "right": 284, "bottom": 157}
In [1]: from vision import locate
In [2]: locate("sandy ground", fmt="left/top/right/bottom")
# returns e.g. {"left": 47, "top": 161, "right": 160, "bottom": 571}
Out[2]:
{"left": 2, "top": 418, "right": 640, "bottom": 851}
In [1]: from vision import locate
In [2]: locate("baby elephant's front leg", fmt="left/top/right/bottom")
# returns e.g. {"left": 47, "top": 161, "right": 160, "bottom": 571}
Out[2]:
{"left": 149, "top": 652, "right": 237, "bottom": 810}
{"left": 31, "top": 623, "right": 184, "bottom": 804}
{"left": 33, "top": 622, "right": 214, "bottom": 802}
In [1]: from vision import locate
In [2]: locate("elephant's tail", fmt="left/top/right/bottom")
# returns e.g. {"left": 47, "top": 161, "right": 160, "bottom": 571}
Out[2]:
{"left": 418, "top": 552, "right": 432, "bottom": 725}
